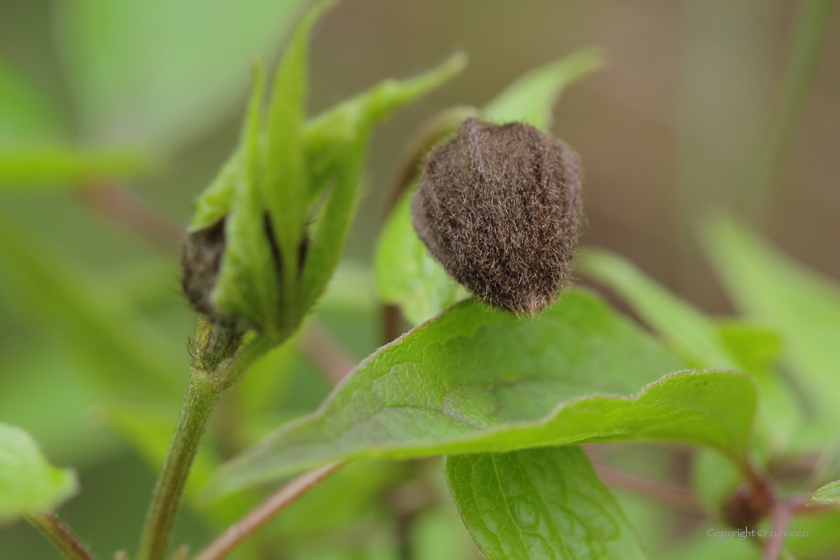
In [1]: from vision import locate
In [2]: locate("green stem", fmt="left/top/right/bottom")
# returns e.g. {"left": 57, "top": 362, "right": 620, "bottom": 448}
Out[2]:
{"left": 27, "top": 511, "right": 96, "bottom": 560}
{"left": 744, "top": 0, "right": 835, "bottom": 224}
{"left": 136, "top": 334, "right": 273, "bottom": 560}
{"left": 136, "top": 371, "right": 216, "bottom": 560}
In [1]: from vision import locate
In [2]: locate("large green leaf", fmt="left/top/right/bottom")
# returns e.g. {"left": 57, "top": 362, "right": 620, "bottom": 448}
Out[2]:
{"left": 702, "top": 216, "right": 840, "bottom": 422}
{"left": 0, "top": 424, "right": 77, "bottom": 522}
{"left": 209, "top": 290, "right": 755, "bottom": 496}
{"left": 56, "top": 0, "right": 308, "bottom": 149}
{"left": 375, "top": 48, "right": 603, "bottom": 324}
{"left": 580, "top": 248, "right": 801, "bottom": 452}
{"left": 446, "top": 446, "right": 645, "bottom": 560}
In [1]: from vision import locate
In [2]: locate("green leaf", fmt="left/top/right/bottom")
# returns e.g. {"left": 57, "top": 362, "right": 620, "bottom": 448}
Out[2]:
{"left": 716, "top": 320, "right": 801, "bottom": 452}
{"left": 702, "top": 215, "right": 840, "bottom": 422}
{"left": 56, "top": 0, "right": 308, "bottom": 149}
{"left": 262, "top": 2, "right": 331, "bottom": 322}
{"left": 209, "top": 290, "right": 755, "bottom": 496}
{"left": 376, "top": 188, "right": 470, "bottom": 324}
{"left": 808, "top": 479, "right": 840, "bottom": 506}
{"left": 579, "top": 248, "right": 735, "bottom": 369}
{"left": 446, "top": 446, "right": 646, "bottom": 560}
{"left": 484, "top": 47, "right": 606, "bottom": 130}
{"left": 0, "top": 210, "right": 185, "bottom": 403}
{"left": 212, "top": 64, "right": 280, "bottom": 331}
{"left": 0, "top": 146, "right": 154, "bottom": 187}
{"left": 580, "top": 248, "right": 801, "bottom": 453}
{"left": 299, "top": 53, "right": 467, "bottom": 312}
{"left": 0, "top": 424, "right": 77, "bottom": 522}
{"left": 189, "top": 149, "right": 240, "bottom": 231}
{"left": 374, "top": 49, "right": 601, "bottom": 324}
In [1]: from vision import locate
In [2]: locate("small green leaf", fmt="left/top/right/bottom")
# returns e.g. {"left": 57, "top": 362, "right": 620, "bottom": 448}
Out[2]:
{"left": 376, "top": 188, "right": 469, "bottom": 324}
{"left": 0, "top": 424, "right": 78, "bottom": 522}
{"left": 189, "top": 150, "right": 240, "bottom": 231}
{"left": 375, "top": 49, "right": 601, "bottom": 323}
{"left": 299, "top": 54, "right": 467, "bottom": 312}
{"left": 0, "top": 146, "right": 154, "bottom": 187}
{"left": 209, "top": 290, "right": 754, "bottom": 496}
{"left": 304, "top": 53, "right": 467, "bottom": 205}
{"left": 808, "top": 479, "right": 840, "bottom": 506}
{"left": 262, "top": 1, "right": 332, "bottom": 322}
{"left": 212, "top": 64, "right": 280, "bottom": 331}
{"left": 446, "top": 446, "right": 646, "bottom": 560}
{"left": 716, "top": 320, "right": 801, "bottom": 452}
{"left": 484, "top": 47, "right": 606, "bottom": 130}
{"left": 702, "top": 215, "right": 840, "bottom": 422}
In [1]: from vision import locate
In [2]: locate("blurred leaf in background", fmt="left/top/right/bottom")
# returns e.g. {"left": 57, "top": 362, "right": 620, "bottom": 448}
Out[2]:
{"left": 0, "top": 57, "right": 64, "bottom": 144}
{"left": 0, "top": 424, "right": 78, "bottom": 523}
{"left": 55, "top": 0, "right": 308, "bottom": 151}
{"left": 703, "top": 216, "right": 840, "bottom": 425}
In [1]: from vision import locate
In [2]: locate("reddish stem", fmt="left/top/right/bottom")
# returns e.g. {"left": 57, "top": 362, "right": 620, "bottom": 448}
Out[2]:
{"left": 193, "top": 462, "right": 344, "bottom": 560}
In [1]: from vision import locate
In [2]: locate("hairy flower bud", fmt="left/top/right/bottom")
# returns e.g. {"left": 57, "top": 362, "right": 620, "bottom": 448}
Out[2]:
{"left": 412, "top": 118, "right": 582, "bottom": 314}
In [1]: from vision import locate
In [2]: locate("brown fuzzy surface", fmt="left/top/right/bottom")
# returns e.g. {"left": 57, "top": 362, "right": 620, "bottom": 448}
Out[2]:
{"left": 412, "top": 118, "right": 582, "bottom": 314}
{"left": 181, "top": 218, "right": 227, "bottom": 322}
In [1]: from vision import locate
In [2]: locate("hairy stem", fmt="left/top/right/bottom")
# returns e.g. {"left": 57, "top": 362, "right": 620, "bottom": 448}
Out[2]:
{"left": 136, "top": 372, "right": 217, "bottom": 560}
{"left": 193, "top": 462, "right": 344, "bottom": 560}
{"left": 137, "top": 334, "right": 273, "bottom": 560}
{"left": 27, "top": 511, "right": 96, "bottom": 560}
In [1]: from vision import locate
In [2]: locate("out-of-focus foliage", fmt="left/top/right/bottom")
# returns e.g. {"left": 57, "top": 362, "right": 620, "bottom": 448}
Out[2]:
{"left": 1, "top": 1, "right": 840, "bottom": 560}
{"left": 55, "top": 0, "right": 309, "bottom": 150}
{"left": 0, "top": 424, "right": 77, "bottom": 523}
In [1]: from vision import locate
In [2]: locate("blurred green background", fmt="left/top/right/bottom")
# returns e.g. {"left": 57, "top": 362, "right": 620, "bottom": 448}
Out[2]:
{"left": 0, "top": 1, "right": 838, "bottom": 559}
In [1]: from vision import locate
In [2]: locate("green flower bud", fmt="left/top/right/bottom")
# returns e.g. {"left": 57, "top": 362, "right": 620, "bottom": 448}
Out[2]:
{"left": 180, "top": 214, "right": 307, "bottom": 332}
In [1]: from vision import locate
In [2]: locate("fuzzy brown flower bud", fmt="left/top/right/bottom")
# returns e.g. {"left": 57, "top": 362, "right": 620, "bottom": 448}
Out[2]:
{"left": 412, "top": 118, "right": 582, "bottom": 314}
